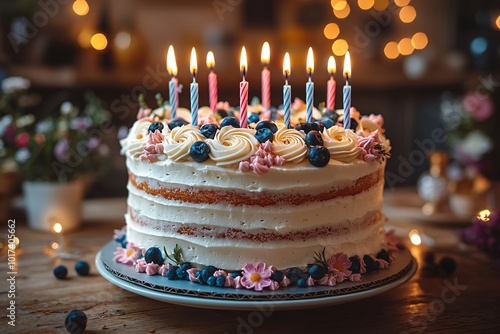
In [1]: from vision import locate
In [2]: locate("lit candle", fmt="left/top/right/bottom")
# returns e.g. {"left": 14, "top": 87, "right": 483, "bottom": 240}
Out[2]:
{"left": 343, "top": 51, "right": 352, "bottom": 130}
{"left": 206, "top": 51, "right": 218, "bottom": 113}
{"left": 167, "top": 45, "right": 178, "bottom": 119}
{"left": 283, "top": 52, "right": 291, "bottom": 128}
{"left": 190, "top": 47, "right": 198, "bottom": 126}
{"left": 261, "top": 42, "right": 271, "bottom": 109}
{"left": 305, "top": 47, "right": 314, "bottom": 122}
{"left": 239, "top": 46, "right": 248, "bottom": 128}
{"left": 326, "top": 56, "right": 336, "bottom": 110}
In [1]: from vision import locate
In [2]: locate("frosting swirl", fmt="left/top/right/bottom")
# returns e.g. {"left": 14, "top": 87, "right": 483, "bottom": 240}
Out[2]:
{"left": 207, "top": 126, "right": 259, "bottom": 166}
{"left": 322, "top": 126, "right": 360, "bottom": 163}
{"left": 120, "top": 119, "right": 152, "bottom": 158}
{"left": 272, "top": 125, "right": 307, "bottom": 163}
{"left": 164, "top": 125, "right": 205, "bottom": 161}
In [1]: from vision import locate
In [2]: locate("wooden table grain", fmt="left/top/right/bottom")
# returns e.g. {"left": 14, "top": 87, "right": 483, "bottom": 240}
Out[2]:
{"left": 1, "top": 198, "right": 500, "bottom": 334}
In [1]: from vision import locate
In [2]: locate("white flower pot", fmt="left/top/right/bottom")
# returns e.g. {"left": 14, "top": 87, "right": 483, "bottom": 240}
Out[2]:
{"left": 23, "top": 179, "right": 84, "bottom": 232}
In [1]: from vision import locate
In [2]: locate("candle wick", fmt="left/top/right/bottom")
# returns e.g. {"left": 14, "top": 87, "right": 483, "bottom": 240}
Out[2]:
{"left": 192, "top": 69, "right": 197, "bottom": 80}
{"left": 345, "top": 73, "right": 350, "bottom": 85}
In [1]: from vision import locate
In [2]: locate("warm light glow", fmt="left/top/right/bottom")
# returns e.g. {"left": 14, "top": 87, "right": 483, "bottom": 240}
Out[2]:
{"left": 334, "top": 2, "right": 351, "bottom": 19}
{"left": 53, "top": 223, "right": 63, "bottom": 234}
{"left": 114, "top": 31, "right": 131, "bottom": 50}
{"left": 384, "top": 41, "right": 400, "bottom": 59}
{"left": 283, "top": 52, "right": 291, "bottom": 77}
{"left": 373, "top": 0, "right": 389, "bottom": 11}
{"left": 206, "top": 51, "right": 215, "bottom": 69}
{"left": 358, "top": 0, "right": 375, "bottom": 10}
{"left": 327, "top": 56, "right": 336, "bottom": 75}
{"left": 261, "top": 42, "right": 270, "bottom": 65}
{"left": 51, "top": 242, "right": 60, "bottom": 250}
{"left": 77, "top": 29, "right": 92, "bottom": 48}
{"left": 343, "top": 51, "right": 351, "bottom": 80}
{"left": 496, "top": 15, "right": 500, "bottom": 30}
{"left": 306, "top": 47, "right": 314, "bottom": 75}
{"left": 332, "top": 39, "right": 349, "bottom": 56}
{"left": 240, "top": 46, "right": 248, "bottom": 77}
{"left": 167, "top": 45, "right": 178, "bottom": 76}
{"left": 190, "top": 47, "right": 197, "bottom": 77}
{"left": 72, "top": 0, "right": 89, "bottom": 16}
{"left": 399, "top": 5, "right": 417, "bottom": 23}
{"left": 394, "top": 0, "right": 410, "bottom": 7}
{"left": 411, "top": 32, "right": 428, "bottom": 50}
{"left": 331, "top": 0, "right": 347, "bottom": 10}
{"left": 324, "top": 23, "right": 340, "bottom": 40}
{"left": 409, "top": 229, "right": 422, "bottom": 246}
{"left": 90, "top": 33, "right": 107, "bottom": 50}
{"left": 398, "top": 37, "right": 414, "bottom": 55}
{"left": 477, "top": 209, "right": 491, "bottom": 222}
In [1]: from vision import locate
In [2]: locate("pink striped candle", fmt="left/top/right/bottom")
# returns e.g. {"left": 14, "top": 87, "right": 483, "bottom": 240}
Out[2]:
{"left": 239, "top": 46, "right": 248, "bottom": 128}
{"left": 206, "top": 51, "right": 218, "bottom": 112}
{"left": 326, "top": 56, "right": 336, "bottom": 110}
{"left": 261, "top": 42, "right": 271, "bottom": 109}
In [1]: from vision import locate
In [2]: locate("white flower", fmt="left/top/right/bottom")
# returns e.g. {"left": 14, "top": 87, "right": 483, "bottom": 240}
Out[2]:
{"left": 1, "top": 77, "right": 30, "bottom": 93}
{"left": 60, "top": 102, "right": 74, "bottom": 115}
{"left": 458, "top": 130, "right": 493, "bottom": 161}
{"left": 15, "top": 114, "right": 35, "bottom": 128}
{"left": 0, "top": 115, "right": 13, "bottom": 136}
{"left": 14, "top": 148, "right": 30, "bottom": 163}
{"left": 35, "top": 119, "right": 53, "bottom": 134}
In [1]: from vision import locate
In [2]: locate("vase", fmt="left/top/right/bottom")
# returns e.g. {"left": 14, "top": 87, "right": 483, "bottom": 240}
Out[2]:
{"left": 22, "top": 179, "right": 84, "bottom": 232}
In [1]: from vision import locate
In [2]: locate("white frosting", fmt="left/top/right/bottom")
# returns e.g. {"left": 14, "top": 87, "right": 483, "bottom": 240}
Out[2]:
{"left": 322, "top": 126, "right": 361, "bottom": 163}
{"left": 164, "top": 125, "right": 204, "bottom": 161}
{"left": 120, "top": 119, "right": 152, "bottom": 158}
{"left": 206, "top": 126, "right": 259, "bottom": 166}
{"left": 272, "top": 125, "right": 307, "bottom": 163}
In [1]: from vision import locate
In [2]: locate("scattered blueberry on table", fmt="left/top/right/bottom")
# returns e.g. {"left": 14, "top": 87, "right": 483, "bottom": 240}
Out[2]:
{"left": 54, "top": 265, "right": 68, "bottom": 279}
{"left": 65, "top": 309, "right": 87, "bottom": 334}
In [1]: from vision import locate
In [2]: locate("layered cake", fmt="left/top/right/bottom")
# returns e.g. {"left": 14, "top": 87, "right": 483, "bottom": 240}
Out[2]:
{"left": 115, "top": 102, "right": 398, "bottom": 290}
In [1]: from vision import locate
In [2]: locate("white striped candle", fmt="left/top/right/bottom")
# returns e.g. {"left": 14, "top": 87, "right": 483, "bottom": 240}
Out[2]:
{"left": 166, "top": 45, "right": 178, "bottom": 120}
{"left": 305, "top": 47, "right": 314, "bottom": 122}
{"left": 343, "top": 51, "right": 352, "bottom": 130}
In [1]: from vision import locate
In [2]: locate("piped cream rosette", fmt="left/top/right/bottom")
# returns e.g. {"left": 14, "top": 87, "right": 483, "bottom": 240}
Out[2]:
{"left": 120, "top": 118, "right": 153, "bottom": 158}
{"left": 164, "top": 125, "right": 205, "bottom": 161}
{"left": 322, "top": 126, "right": 361, "bottom": 163}
{"left": 207, "top": 126, "right": 259, "bottom": 166}
{"left": 272, "top": 125, "right": 307, "bottom": 163}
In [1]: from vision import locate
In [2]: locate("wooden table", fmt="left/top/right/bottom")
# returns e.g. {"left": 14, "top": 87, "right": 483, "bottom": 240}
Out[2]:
{"left": 2, "top": 197, "right": 500, "bottom": 333}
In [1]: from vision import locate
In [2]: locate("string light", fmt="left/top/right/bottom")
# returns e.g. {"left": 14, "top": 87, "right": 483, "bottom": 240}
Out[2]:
{"left": 72, "top": 0, "right": 89, "bottom": 16}
{"left": 91, "top": 33, "right": 108, "bottom": 50}
{"left": 384, "top": 41, "right": 399, "bottom": 59}
{"left": 398, "top": 37, "right": 414, "bottom": 55}
{"left": 394, "top": 0, "right": 411, "bottom": 7}
{"left": 323, "top": 23, "right": 340, "bottom": 40}
{"left": 334, "top": 3, "right": 351, "bottom": 19}
{"left": 400, "top": 5, "right": 417, "bottom": 23}
{"left": 373, "top": 0, "right": 389, "bottom": 11}
{"left": 411, "top": 32, "right": 428, "bottom": 50}
{"left": 332, "top": 39, "right": 349, "bottom": 56}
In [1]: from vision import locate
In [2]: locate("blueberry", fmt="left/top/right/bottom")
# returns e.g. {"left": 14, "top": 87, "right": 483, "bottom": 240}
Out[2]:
{"left": 75, "top": 261, "right": 90, "bottom": 276}
{"left": 166, "top": 266, "right": 179, "bottom": 280}
{"left": 215, "top": 275, "right": 226, "bottom": 287}
{"left": 220, "top": 117, "right": 240, "bottom": 128}
{"left": 305, "top": 130, "right": 323, "bottom": 147}
{"left": 294, "top": 122, "right": 313, "bottom": 134}
{"left": 421, "top": 263, "right": 439, "bottom": 278}
{"left": 308, "top": 146, "right": 330, "bottom": 167}
{"left": 230, "top": 272, "right": 243, "bottom": 278}
{"left": 376, "top": 250, "right": 390, "bottom": 263}
{"left": 54, "top": 265, "right": 68, "bottom": 279}
{"left": 363, "top": 255, "right": 379, "bottom": 273}
{"left": 308, "top": 264, "right": 327, "bottom": 280}
{"left": 315, "top": 121, "right": 325, "bottom": 133}
{"left": 168, "top": 118, "right": 188, "bottom": 130}
{"left": 180, "top": 262, "right": 192, "bottom": 271}
{"left": 270, "top": 270, "right": 284, "bottom": 283}
{"left": 200, "top": 123, "right": 219, "bottom": 139}
{"left": 286, "top": 267, "right": 307, "bottom": 285}
{"left": 217, "top": 109, "right": 229, "bottom": 118}
{"left": 424, "top": 252, "right": 435, "bottom": 265}
{"left": 349, "top": 118, "right": 358, "bottom": 131}
{"left": 321, "top": 118, "right": 335, "bottom": 129}
{"left": 309, "top": 122, "right": 321, "bottom": 132}
{"left": 190, "top": 141, "right": 210, "bottom": 162}
{"left": 207, "top": 276, "right": 216, "bottom": 286}
{"left": 297, "top": 278, "right": 308, "bottom": 287}
{"left": 144, "top": 247, "right": 164, "bottom": 266}
{"left": 439, "top": 257, "right": 456, "bottom": 275}
{"left": 176, "top": 267, "right": 188, "bottom": 280}
{"left": 255, "top": 120, "right": 278, "bottom": 133}
{"left": 148, "top": 121, "right": 164, "bottom": 133}
{"left": 348, "top": 256, "right": 361, "bottom": 274}
{"left": 248, "top": 113, "right": 260, "bottom": 124}
{"left": 115, "top": 234, "right": 126, "bottom": 246}
{"left": 201, "top": 265, "right": 217, "bottom": 283}
{"left": 255, "top": 128, "right": 274, "bottom": 143}
{"left": 65, "top": 310, "right": 87, "bottom": 334}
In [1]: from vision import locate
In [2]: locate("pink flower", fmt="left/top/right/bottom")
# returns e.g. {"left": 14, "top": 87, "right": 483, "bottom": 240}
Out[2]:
{"left": 134, "top": 258, "right": 147, "bottom": 273}
{"left": 240, "top": 262, "right": 273, "bottom": 291}
{"left": 463, "top": 93, "right": 494, "bottom": 122}
{"left": 238, "top": 161, "right": 251, "bottom": 173}
{"left": 137, "top": 108, "right": 152, "bottom": 120}
{"left": 54, "top": 139, "right": 69, "bottom": 162}
{"left": 317, "top": 273, "right": 337, "bottom": 286}
{"left": 158, "top": 264, "right": 171, "bottom": 276}
{"left": 15, "top": 132, "right": 29, "bottom": 148}
{"left": 327, "top": 253, "right": 352, "bottom": 282}
{"left": 113, "top": 242, "right": 141, "bottom": 265}
{"left": 368, "top": 114, "right": 384, "bottom": 130}
{"left": 145, "top": 262, "right": 159, "bottom": 275}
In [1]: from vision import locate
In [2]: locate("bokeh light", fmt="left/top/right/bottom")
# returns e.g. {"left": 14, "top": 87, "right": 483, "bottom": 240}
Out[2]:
{"left": 332, "top": 39, "right": 349, "bottom": 56}
{"left": 495, "top": 14, "right": 500, "bottom": 30}
{"left": 331, "top": 0, "right": 347, "bottom": 10}
{"left": 91, "top": 33, "right": 108, "bottom": 50}
{"left": 324, "top": 23, "right": 340, "bottom": 40}
{"left": 398, "top": 37, "right": 414, "bottom": 56}
{"left": 334, "top": 3, "right": 351, "bottom": 19}
{"left": 72, "top": 0, "right": 89, "bottom": 16}
{"left": 411, "top": 32, "right": 428, "bottom": 50}
{"left": 470, "top": 36, "right": 488, "bottom": 55}
{"left": 409, "top": 229, "right": 422, "bottom": 246}
{"left": 373, "top": 0, "right": 389, "bottom": 11}
{"left": 394, "top": 0, "right": 411, "bottom": 7}
{"left": 115, "top": 31, "right": 131, "bottom": 50}
{"left": 399, "top": 5, "right": 417, "bottom": 23}
{"left": 384, "top": 41, "right": 399, "bottom": 59}
{"left": 477, "top": 209, "right": 491, "bottom": 222}
{"left": 358, "top": 0, "right": 374, "bottom": 10}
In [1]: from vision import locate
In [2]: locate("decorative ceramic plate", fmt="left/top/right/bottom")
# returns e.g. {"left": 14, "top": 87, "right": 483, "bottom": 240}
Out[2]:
{"left": 96, "top": 241, "right": 417, "bottom": 310}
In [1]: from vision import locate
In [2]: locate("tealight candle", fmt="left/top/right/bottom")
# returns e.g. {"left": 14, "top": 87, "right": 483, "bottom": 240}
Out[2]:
{"left": 305, "top": 47, "right": 314, "bottom": 122}
{"left": 326, "top": 56, "right": 336, "bottom": 110}
{"left": 167, "top": 45, "right": 178, "bottom": 119}
{"left": 283, "top": 52, "right": 291, "bottom": 128}
{"left": 343, "top": 51, "right": 352, "bottom": 130}
{"left": 206, "top": 51, "right": 218, "bottom": 112}
{"left": 190, "top": 47, "right": 198, "bottom": 126}
{"left": 261, "top": 42, "right": 271, "bottom": 109}
{"left": 239, "top": 46, "right": 248, "bottom": 128}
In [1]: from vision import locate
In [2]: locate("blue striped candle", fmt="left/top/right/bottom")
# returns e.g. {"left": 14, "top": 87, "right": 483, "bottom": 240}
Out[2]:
{"left": 169, "top": 78, "right": 177, "bottom": 119}
{"left": 343, "top": 85, "right": 351, "bottom": 130}
{"left": 190, "top": 81, "right": 198, "bottom": 126}
{"left": 306, "top": 80, "right": 314, "bottom": 122}
{"left": 283, "top": 84, "right": 291, "bottom": 128}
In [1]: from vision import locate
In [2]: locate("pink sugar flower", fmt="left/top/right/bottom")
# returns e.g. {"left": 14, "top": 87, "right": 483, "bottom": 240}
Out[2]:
{"left": 348, "top": 273, "right": 361, "bottom": 282}
{"left": 238, "top": 161, "right": 251, "bottom": 173}
{"left": 134, "top": 258, "right": 147, "bottom": 273}
{"left": 145, "top": 262, "right": 159, "bottom": 275}
{"left": 280, "top": 275, "right": 290, "bottom": 288}
{"left": 317, "top": 273, "right": 337, "bottom": 286}
{"left": 113, "top": 242, "right": 141, "bottom": 265}
{"left": 327, "top": 253, "right": 352, "bottom": 282}
{"left": 187, "top": 268, "right": 199, "bottom": 282}
{"left": 240, "top": 262, "right": 273, "bottom": 291}
{"left": 158, "top": 264, "right": 171, "bottom": 276}
{"left": 463, "top": 92, "right": 494, "bottom": 122}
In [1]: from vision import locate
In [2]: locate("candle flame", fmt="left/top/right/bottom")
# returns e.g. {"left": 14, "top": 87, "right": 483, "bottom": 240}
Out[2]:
{"left": 283, "top": 52, "right": 291, "bottom": 79}
{"left": 328, "top": 56, "right": 336, "bottom": 75}
{"left": 53, "top": 223, "right": 63, "bottom": 234}
{"left": 166, "top": 45, "right": 178, "bottom": 76}
{"left": 477, "top": 209, "right": 491, "bottom": 222}
{"left": 261, "top": 41, "right": 270, "bottom": 65}
{"left": 206, "top": 51, "right": 215, "bottom": 69}
{"left": 240, "top": 46, "right": 248, "bottom": 77}
{"left": 344, "top": 51, "right": 351, "bottom": 80}
{"left": 409, "top": 229, "right": 421, "bottom": 246}
{"left": 306, "top": 47, "right": 314, "bottom": 75}
{"left": 190, "top": 47, "right": 197, "bottom": 78}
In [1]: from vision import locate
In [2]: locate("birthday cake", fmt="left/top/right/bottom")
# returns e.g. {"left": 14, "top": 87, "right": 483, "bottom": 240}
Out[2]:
{"left": 114, "top": 99, "right": 400, "bottom": 290}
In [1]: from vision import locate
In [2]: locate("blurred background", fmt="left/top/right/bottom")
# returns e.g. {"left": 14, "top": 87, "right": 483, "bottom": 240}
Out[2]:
{"left": 0, "top": 0, "right": 499, "bottom": 199}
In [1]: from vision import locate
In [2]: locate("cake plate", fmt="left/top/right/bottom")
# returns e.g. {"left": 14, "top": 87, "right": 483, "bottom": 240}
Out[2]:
{"left": 96, "top": 240, "right": 417, "bottom": 311}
